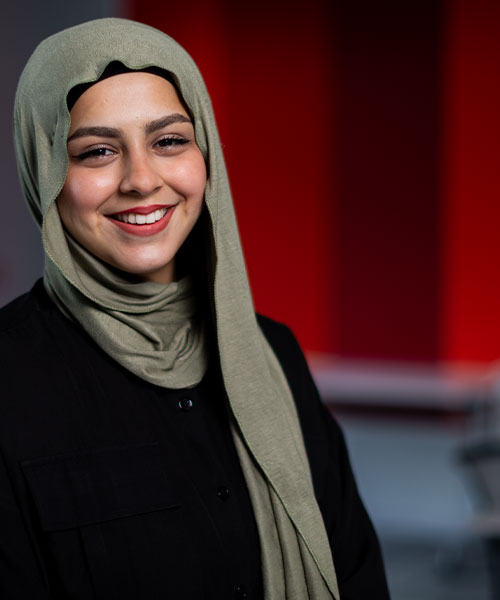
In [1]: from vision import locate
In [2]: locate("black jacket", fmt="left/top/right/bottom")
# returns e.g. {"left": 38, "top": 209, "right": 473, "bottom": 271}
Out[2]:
{"left": 0, "top": 281, "right": 389, "bottom": 599}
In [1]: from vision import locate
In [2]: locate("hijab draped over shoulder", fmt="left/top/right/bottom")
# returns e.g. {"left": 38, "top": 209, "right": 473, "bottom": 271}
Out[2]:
{"left": 14, "top": 18, "right": 339, "bottom": 599}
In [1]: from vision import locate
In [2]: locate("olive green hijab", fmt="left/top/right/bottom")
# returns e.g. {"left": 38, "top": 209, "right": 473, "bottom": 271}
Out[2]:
{"left": 14, "top": 18, "right": 339, "bottom": 599}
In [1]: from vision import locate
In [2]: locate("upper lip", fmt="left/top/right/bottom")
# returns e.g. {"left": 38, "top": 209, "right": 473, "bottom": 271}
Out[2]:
{"left": 108, "top": 204, "right": 173, "bottom": 216}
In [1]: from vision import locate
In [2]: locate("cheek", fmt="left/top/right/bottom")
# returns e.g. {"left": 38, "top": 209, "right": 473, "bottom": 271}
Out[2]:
{"left": 172, "top": 153, "right": 207, "bottom": 200}
{"left": 59, "top": 168, "right": 117, "bottom": 215}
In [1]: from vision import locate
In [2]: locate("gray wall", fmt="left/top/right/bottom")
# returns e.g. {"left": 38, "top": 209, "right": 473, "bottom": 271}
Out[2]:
{"left": 0, "top": 0, "right": 123, "bottom": 307}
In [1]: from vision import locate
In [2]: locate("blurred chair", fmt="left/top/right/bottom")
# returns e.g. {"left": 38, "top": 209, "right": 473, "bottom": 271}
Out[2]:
{"left": 460, "top": 435, "right": 500, "bottom": 598}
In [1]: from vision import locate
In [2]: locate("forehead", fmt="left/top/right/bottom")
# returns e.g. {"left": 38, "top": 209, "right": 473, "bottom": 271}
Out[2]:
{"left": 68, "top": 72, "right": 188, "bottom": 127}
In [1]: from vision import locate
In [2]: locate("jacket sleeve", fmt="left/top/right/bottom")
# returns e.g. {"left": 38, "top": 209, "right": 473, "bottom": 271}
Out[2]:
{"left": 257, "top": 315, "right": 391, "bottom": 599}
{"left": 0, "top": 452, "right": 52, "bottom": 598}
{"left": 319, "top": 403, "right": 390, "bottom": 599}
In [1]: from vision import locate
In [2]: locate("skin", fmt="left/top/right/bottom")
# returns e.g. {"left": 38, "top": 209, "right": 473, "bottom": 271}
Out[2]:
{"left": 57, "top": 71, "right": 207, "bottom": 284}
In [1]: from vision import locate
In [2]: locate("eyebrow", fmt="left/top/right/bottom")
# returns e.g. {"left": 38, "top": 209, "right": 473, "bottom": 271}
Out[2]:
{"left": 67, "top": 113, "right": 192, "bottom": 143}
{"left": 146, "top": 114, "right": 191, "bottom": 134}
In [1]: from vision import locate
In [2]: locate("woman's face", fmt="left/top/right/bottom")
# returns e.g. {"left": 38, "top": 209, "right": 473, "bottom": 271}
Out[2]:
{"left": 57, "top": 71, "right": 207, "bottom": 283}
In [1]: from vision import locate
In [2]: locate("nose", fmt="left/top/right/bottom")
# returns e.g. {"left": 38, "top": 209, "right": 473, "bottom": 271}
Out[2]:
{"left": 119, "top": 149, "right": 163, "bottom": 196}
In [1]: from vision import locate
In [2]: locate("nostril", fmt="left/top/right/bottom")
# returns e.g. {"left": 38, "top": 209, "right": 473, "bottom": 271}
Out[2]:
{"left": 120, "top": 160, "right": 163, "bottom": 196}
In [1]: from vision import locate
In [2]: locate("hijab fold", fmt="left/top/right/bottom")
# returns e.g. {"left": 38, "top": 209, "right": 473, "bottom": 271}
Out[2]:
{"left": 44, "top": 219, "right": 207, "bottom": 388}
{"left": 14, "top": 18, "right": 339, "bottom": 599}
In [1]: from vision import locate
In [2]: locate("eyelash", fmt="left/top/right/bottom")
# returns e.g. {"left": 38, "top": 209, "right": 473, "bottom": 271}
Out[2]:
{"left": 76, "top": 146, "right": 112, "bottom": 160}
{"left": 75, "top": 136, "right": 189, "bottom": 161}
{"left": 155, "top": 135, "right": 189, "bottom": 149}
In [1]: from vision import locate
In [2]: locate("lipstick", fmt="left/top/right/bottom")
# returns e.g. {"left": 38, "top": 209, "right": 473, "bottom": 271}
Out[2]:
{"left": 110, "top": 204, "right": 170, "bottom": 216}
{"left": 107, "top": 204, "right": 176, "bottom": 236}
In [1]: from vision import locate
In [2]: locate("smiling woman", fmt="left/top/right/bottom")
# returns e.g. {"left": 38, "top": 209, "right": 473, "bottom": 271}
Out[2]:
{"left": 59, "top": 70, "right": 206, "bottom": 283}
{"left": 0, "top": 18, "right": 389, "bottom": 600}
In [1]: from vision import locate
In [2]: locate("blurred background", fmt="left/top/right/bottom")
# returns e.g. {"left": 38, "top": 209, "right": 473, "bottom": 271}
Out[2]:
{"left": 2, "top": 0, "right": 500, "bottom": 597}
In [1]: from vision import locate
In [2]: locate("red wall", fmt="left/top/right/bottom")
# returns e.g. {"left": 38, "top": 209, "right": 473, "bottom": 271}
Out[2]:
{"left": 441, "top": 0, "right": 500, "bottom": 362}
{"left": 333, "top": 1, "right": 442, "bottom": 362}
{"left": 128, "top": 0, "right": 500, "bottom": 365}
{"left": 128, "top": 0, "right": 337, "bottom": 353}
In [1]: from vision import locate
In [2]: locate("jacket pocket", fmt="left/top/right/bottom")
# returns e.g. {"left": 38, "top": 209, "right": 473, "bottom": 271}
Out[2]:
{"left": 21, "top": 441, "right": 179, "bottom": 531}
{"left": 21, "top": 441, "right": 181, "bottom": 599}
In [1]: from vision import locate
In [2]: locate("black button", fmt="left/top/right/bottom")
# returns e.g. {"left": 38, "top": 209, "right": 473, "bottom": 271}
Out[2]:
{"left": 217, "top": 486, "right": 231, "bottom": 501}
{"left": 235, "top": 584, "right": 248, "bottom": 598}
{"left": 178, "top": 397, "right": 193, "bottom": 412}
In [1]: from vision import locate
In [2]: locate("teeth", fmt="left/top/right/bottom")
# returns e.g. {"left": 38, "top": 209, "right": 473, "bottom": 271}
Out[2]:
{"left": 115, "top": 208, "right": 168, "bottom": 225}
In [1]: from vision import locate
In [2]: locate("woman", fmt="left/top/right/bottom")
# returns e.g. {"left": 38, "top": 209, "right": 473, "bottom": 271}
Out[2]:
{"left": 0, "top": 18, "right": 389, "bottom": 599}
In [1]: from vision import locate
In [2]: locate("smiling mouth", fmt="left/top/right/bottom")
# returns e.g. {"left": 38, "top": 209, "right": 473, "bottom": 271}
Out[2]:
{"left": 109, "top": 207, "right": 171, "bottom": 225}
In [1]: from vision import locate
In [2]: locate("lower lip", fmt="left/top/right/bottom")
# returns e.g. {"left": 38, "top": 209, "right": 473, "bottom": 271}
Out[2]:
{"left": 107, "top": 207, "right": 176, "bottom": 237}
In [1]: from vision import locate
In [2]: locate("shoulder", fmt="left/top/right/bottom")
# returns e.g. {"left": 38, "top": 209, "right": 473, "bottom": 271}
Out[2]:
{"left": 256, "top": 313, "right": 310, "bottom": 386}
{"left": 0, "top": 280, "right": 69, "bottom": 355}
{"left": 256, "top": 312, "right": 319, "bottom": 410}
{"left": 256, "top": 313, "right": 296, "bottom": 348}
{"left": 256, "top": 313, "right": 325, "bottom": 426}
{"left": 0, "top": 279, "right": 54, "bottom": 336}
{"left": 0, "top": 280, "right": 84, "bottom": 403}
{"left": 0, "top": 281, "right": 44, "bottom": 351}
{"left": 256, "top": 313, "right": 340, "bottom": 486}
{"left": 0, "top": 287, "right": 34, "bottom": 331}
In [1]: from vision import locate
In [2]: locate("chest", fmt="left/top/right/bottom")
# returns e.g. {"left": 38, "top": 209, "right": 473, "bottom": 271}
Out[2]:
{"left": 1, "top": 340, "right": 262, "bottom": 599}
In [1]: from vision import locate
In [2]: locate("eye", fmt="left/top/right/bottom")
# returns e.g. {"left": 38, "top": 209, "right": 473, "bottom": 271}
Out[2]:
{"left": 75, "top": 146, "right": 115, "bottom": 160}
{"left": 155, "top": 135, "right": 189, "bottom": 151}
